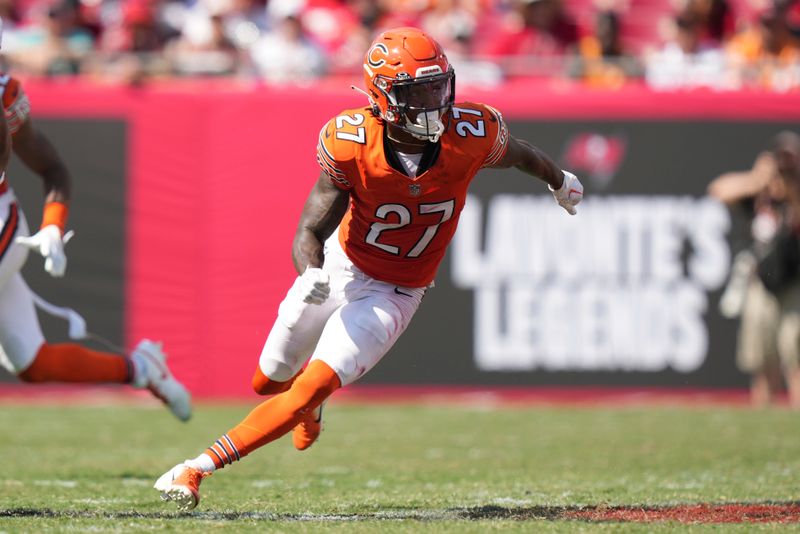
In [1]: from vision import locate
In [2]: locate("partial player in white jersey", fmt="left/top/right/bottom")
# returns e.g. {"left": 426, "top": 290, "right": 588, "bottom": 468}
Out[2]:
{"left": 0, "top": 72, "right": 192, "bottom": 422}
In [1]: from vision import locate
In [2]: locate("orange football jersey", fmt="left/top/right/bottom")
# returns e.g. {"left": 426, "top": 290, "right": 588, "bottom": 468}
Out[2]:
{"left": 317, "top": 102, "right": 509, "bottom": 287}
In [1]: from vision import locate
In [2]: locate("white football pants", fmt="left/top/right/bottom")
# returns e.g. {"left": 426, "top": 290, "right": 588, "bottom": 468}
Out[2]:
{"left": 0, "top": 189, "right": 45, "bottom": 373}
{"left": 258, "top": 234, "right": 426, "bottom": 386}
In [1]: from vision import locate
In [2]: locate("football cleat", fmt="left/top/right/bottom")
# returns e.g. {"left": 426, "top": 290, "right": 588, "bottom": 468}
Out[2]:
{"left": 132, "top": 339, "right": 192, "bottom": 422}
{"left": 154, "top": 462, "right": 209, "bottom": 511}
{"left": 293, "top": 402, "right": 324, "bottom": 451}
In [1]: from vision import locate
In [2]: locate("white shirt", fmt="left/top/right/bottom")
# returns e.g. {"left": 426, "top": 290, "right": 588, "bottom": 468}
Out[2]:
{"left": 396, "top": 150, "right": 423, "bottom": 177}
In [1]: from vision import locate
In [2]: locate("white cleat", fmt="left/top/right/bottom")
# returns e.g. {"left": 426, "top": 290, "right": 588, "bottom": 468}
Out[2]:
{"left": 132, "top": 339, "right": 192, "bottom": 422}
{"left": 154, "top": 462, "right": 208, "bottom": 511}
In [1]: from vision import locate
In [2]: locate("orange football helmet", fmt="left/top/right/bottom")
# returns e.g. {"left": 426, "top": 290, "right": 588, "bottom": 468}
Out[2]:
{"left": 362, "top": 27, "right": 455, "bottom": 142}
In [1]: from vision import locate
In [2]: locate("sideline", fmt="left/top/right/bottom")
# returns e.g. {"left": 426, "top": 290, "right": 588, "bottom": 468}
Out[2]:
{"left": 0, "top": 384, "right": 762, "bottom": 408}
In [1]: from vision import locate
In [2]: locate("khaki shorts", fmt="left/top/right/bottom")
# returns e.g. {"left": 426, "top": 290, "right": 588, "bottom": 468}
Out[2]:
{"left": 777, "top": 281, "right": 800, "bottom": 372}
{"left": 737, "top": 277, "right": 800, "bottom": 373}
{"left": 0, "top": 191, "right": 45, "bottom": 374}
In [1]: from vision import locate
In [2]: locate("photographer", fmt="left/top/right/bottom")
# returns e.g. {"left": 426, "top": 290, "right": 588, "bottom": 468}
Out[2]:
{"left": 755, "top": 131, "right": 800, "bottom": 408}
{"left": 708, "top": 134, "right": 789, "bottom": 407}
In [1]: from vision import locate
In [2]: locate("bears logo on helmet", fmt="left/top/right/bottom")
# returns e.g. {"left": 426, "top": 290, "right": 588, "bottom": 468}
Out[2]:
{"left": 367, "top": 43, "right": 389, "bottom": 69}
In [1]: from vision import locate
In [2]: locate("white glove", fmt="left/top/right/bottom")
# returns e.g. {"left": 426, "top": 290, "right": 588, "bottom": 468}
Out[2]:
{"left": 549, "top": 170, "right": 584, "bottom": 215}
{"left": 298, "top": 266, "right": 330, "bottom": 305}
{"left": 15, "top": 225, "right": 73, "bottom": 277}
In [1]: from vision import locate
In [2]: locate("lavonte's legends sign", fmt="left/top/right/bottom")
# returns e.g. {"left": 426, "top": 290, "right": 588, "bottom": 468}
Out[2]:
{"left": 453, "top": 194, "right": 730, "bottom": 373}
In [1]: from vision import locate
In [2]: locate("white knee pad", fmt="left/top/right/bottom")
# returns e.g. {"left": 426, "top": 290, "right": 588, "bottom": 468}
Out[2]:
{"left": 258, "top": 281, "right": 338, "bottom": 383}
{"left": 258, "top": 358, "right": 297, "bottom": 382}
{"left": 312, "top": 296, "right": 409, "bottom": 386}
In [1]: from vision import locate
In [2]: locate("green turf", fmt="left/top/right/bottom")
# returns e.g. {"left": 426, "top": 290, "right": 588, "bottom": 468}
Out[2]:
{"left": 1, "top": 398, "right": 799, "bottom": 532}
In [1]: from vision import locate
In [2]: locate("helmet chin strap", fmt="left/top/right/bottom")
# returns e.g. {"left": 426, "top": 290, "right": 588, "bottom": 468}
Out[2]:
{"left": 404, "top": 111, "right": 445, "bottom": 143}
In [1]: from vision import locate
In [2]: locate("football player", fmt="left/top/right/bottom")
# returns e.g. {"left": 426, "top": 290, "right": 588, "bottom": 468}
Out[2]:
{"left": 0, "top": 69, "right": 191, "bottom": 421}
{"left": 154, "top": 26, "right": 582, "bottom": 510}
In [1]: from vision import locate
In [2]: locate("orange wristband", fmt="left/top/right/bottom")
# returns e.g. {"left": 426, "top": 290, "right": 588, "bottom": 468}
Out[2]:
{"left": 41, "top": 201, "right": 69, "bottom": 234}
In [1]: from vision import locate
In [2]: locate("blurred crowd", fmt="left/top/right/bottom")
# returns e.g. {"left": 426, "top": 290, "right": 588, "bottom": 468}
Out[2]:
{"left": 0, "top": 0, "right": 798, "bottom": 89}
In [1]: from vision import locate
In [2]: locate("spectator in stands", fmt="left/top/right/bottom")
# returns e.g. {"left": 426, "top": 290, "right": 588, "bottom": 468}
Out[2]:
{"left": 422, "top": 0, "right": 504, "bottom": 86}
{"left": 160, "top": 0, "right": 268, "bottom": 52}
{"left": 0, "top": 0, "right": 794, "bottom": 89}
{"left": 0, "top": 4, "right": 33, "bottom": 64}
{"left": 644, "top": 10, "right": 729, "bottom": 90}
{"left": 91, "top": 0, "right": 174, "bottom": 83}
{"left": 219, "top": 0, "right": 269, "bottom": 48}
{"left": 788, "top": 0, "right": 800, "bottom": 37}
{"left": 0, "top": 0, "right": 18, "bottom": 23}
{"left": 5, "top": 1, "right": 94, "bottom": 76}
{"left": 726, "top": 2, "right": 800, "bottom": 91}
{"left": 708, "top": 131, "right": 800, "bottom": 409}
{"left": 478, "top": 0, "right": 580, "bottom": 77}
{"left": 569, "top": 10, "right": 640, "bottom": 88}
{"left": 99, "top": 0, "right": 171, "bottom": 54}
{"left": 328, "top": 11, "right": 374, "bottom": 74}
{"left": 328, "top": 0, "right": 423, "bottom": 74}
{"left": 164, "top": 11, "right": 241, "bottom": 76}
{"left": 249, "top": 10, "right": 326, "bottom": 84}
{"left": 347, "top": 0, "right": 386, "bottom": 31}
{"left": 375, "top": 0, "right": 429, "bottom": 27}
{"left": 421, "top": 0, "right": 479, "bottom": 55}
{"left": 73, "top": 0, "right": 104, "bottom": 42}
{"left": 681, "top": 0, "right": 735, "bottom": 43}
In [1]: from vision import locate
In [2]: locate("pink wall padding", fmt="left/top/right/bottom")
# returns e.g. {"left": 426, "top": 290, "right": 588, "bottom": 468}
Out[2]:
{"left": 22, "top": 78, "right": 800, "bottom": 398}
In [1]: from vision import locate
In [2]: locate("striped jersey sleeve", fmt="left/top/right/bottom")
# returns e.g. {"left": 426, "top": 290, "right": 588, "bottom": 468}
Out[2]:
{"left": 0, "top": 76, "right": 31, "bottom": 135}
{"left": 316, "top": 121, "right": 351, "bottom": 189}
{"left": 480, "top": 105, "right": 509, "bottom": 168}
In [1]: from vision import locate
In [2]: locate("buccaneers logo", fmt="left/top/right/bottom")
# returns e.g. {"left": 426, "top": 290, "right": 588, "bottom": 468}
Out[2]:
{"left": 563, "top": 132, "right": 626, "bottom": 190}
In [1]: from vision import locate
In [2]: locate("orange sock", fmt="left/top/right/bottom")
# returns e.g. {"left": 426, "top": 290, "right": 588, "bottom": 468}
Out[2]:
{"left": 206, "top": 360, "right": 340, "bottom": 468}
{"left": 19, "top": 343, "right": 133, "bottom": 384}
{"left": 251, "top": 365, "right": 303, "bottom": 395}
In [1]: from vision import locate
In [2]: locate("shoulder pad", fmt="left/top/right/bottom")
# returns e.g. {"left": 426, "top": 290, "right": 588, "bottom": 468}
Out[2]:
{"left": 449, "top": 102, "right": 509, "bottom": 167}
{"left": 0, "top": 75, "right": 31, "bottom": 134}
{"left": 316, "top": 107, "right": 374, "bottom": 189}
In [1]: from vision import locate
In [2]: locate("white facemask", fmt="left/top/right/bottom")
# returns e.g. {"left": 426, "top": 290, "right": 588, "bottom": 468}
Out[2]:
{"left": 404, "top": 110, "right": 445, "bottom": 143}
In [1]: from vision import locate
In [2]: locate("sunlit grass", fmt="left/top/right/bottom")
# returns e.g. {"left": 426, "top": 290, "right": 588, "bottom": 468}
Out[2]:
{"left": 1, "top": 398, "right": 798, "bottom": 532}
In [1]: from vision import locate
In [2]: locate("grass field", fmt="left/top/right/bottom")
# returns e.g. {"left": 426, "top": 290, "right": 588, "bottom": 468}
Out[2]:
{"left": 1, "top": 396, "right": 800, "bottom": 532}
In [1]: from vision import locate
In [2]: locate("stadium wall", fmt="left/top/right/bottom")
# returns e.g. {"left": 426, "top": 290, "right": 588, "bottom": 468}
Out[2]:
{"left": 6, "top": 79, "right": 800, "bottom": 398}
